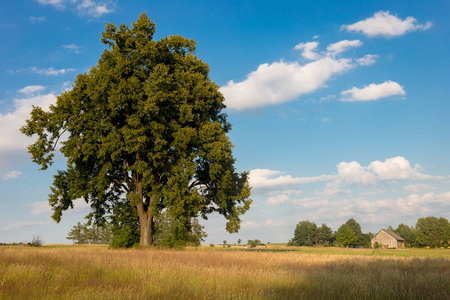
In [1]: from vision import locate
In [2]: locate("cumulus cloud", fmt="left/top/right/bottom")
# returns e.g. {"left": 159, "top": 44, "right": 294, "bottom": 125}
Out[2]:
{"left": 294, "top": 41, "right": 320, "bottom": 60}
{"left": 251, "top": 157, "right": 441, "bottom": 191}
{"left": 0, "top": 93, "right": 56, "bottom": 179}
{"left": 341, "top": 11, "right": 432, "bottom": 38}
{"left": 326, "top": 40, "right": 363, "bottom": 55}
{"left": 221, "top": 57, "right": 353, "bottom": 111}
{"left": 37, "top": 0, "right": 114, "bottom": 17}
{"left": 18, "top": 85, "right": 45, "bottom": 95}
{"left": 341, "top": 81, "right": 405, "bottom": 102}
{"left": 338, "top": 156, "right": 439, "bottom": 185}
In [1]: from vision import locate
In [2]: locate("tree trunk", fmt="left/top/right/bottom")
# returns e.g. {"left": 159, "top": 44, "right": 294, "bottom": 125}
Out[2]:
{"left": 134, "top": 177, "right": 155, "bottom": 247}
{"left": 138, "top": 205, "right": 154, "bottom": 246}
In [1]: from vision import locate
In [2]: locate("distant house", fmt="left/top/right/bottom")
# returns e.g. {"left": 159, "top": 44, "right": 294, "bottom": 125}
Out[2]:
{"left": 371, "top": 229, "right": 405, "bottom": 249}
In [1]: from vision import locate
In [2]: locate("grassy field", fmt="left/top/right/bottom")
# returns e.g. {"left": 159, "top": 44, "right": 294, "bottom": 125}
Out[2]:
{"left": 1, "top": 245, "right": 449, "bottom": 299}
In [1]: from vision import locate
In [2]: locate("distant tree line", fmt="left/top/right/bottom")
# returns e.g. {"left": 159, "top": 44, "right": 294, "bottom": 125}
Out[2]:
{"left": 288, "top": 216, "right": 450, "bottom": 248}
{"left": 288, "top": 218, "right": 372, "bottom": 248}
{"left": 67, "top": 208, "right": 207, "bottom": 248}
{"left": 67, "top": 222, "right": 113, "bottom": 244}
{"left": 388, "top": 216, "right": 450, "bottom": 248}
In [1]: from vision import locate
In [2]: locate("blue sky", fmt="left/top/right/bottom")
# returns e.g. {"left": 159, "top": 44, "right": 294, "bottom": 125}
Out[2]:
{"left": 1, "top": 0, "right": 449, "bottom": 244}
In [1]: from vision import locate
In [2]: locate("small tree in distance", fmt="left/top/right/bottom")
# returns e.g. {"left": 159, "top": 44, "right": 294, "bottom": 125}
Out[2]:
{"left": 336, "top": 224, "right": 358, "bottom": 247}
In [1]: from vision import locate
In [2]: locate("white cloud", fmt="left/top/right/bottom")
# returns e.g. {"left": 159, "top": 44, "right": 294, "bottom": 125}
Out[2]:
{"left": 251, "top": 157, "right": 441, "bottom": 191}
{"left": 337, "top": 161, "right": 377, "bottom": 185}
{"left": 30, "top": 67, "right": 75, "bottom": 76}
{"left": 21, "top": 199, "right": 90, "bottom": 217}
{"left": 30, "top": 16, "right": 46, "bottom": 23}
{"left": 368, "top": 157, "right": 434, "bottom": 181}
{"left": 0, "top": 220, "right": 50, "bottom": 232}
{"left": 357, "top": 54, "right": 378, "bottom": 66}
{"left": 326, "top": 40, "right": 363, "bottom": 55}
{"left": 62, "top": 44, "right": 81, "bottom": 54}
{"left": 0, "top": 93, "right": 57, "bottom": 179}
{"left": 341, "top": 11, "right": 432, "bottom": 38}
{"left": 267, "top": 190, "right": 302, "bottom": 205}
{"left": 294, "top": 41, "right": 320, "bottom": 60}
{"left": 21, "top": 201, "right": 52, "bottom": 216}
{"left": 221, "top": 57, "right": 353, "bottom": 111}
{"left": 37, "top": 0, "right": 114, "bottom": 17}
{"left": 337, "top": 157, "right": 439, "bottom": 185}
{"left": 320, "top": 181, "right": 350, "bottom": 196}
{"left": 404, "top": 183, "right": 435, "bottom": 193}
{"left": 341, "top": 80, "right": 405, "bottom": 102}
{"left": 249, "top": 169, "right": 333, "bottom": 189}
{"left": 37, "top": 0, "right": 66, "bottom": 10}
{"left": 18, "top": 85, "right": 45, "bottom": 95}
{"left": 2, "top": 170, "right": 22, "bottom": 180}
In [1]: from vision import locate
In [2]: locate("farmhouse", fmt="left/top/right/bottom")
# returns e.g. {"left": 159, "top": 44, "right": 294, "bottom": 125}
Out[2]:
{"left": 371, "top": 229, "right": 405, "bottom": 249}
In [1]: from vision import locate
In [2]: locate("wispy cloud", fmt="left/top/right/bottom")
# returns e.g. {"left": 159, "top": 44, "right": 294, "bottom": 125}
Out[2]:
{"left": 357, "top": 54, "right": 378, "bottom": 66}
{"left": 326, "top": 40, "right": 363, "bottom": 55}
{"left": 0, "top": 220, "right": 50, "bottom": 232}
{"left": 2, "top": 170, "right": 22, "bottom": 180}
{"left": 341, "top": 11, "right": 432, "bottom": 38}
{"left": 29, "top": 67, "right": 75, "bottom": 76}
{"left": 62, "top": 44, "right": 82, "bottom": 54}
{"left": 341, "top": 81, "right": 405, "bottom": 102}
{"left": 37, "top": 0, "right": 115, "bottom": 17}
{"left": 18, "top": 85, "right": 45, "bottom": 95}
{"left": 30, "top": 16, "right": 46, "bottom": 23}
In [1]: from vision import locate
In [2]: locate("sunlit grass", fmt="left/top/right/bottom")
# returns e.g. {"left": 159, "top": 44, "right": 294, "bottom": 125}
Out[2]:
{"left": 1, "top": 246, "right": 448, "bottom": 299}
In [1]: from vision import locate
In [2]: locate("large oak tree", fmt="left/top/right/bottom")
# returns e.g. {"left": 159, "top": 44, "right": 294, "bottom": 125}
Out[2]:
{"left": 21, "top": 13, "right": 252, "bottom": 246}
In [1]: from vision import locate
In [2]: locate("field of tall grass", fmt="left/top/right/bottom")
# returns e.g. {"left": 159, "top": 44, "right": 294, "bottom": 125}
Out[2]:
{"left": 1, "top": 246, "right": 449, "bottom": 299}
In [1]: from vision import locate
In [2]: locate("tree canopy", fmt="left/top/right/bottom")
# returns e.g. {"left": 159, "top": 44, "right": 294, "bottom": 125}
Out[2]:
{"left": 336, "top": 224, "right": 358, "bottom": 247}
{"left": 21, "top": 13, "right": 252, "bottom": 246}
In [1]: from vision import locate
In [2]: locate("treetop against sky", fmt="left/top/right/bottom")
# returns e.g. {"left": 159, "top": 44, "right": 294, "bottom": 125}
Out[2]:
{"left": 0, "top": 0, "right": 449, "bottom": 244}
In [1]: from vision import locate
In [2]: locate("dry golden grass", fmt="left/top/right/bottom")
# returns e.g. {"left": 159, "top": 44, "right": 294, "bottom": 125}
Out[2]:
{"left": 1, "top": 246, "right": 449, "bottom": 299}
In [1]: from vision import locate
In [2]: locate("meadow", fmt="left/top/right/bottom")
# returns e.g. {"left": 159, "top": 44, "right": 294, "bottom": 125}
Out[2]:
{"left": 0, "top": 245, "right": 449, "bottom": 299}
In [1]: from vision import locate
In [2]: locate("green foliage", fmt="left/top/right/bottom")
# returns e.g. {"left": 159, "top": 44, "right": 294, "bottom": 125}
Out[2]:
{"left": 288, "top": 221, "right": 335, "bottom": 246}
{"left": 21, "top": 13, "right": 252, "bottom": 246}
{"left": 67, "top": 222, "right": 113, "bottom": 245}
{"left": 237, "top": 238, "right": 241, "bottom": 245}
{"left": 153, "top": 210, "right": 207, "bottom": 248}
{"left": 345, "top": 218, "right": 363, "bottom": 245}
{"left": 109, "top": 199, "right": 141, "bottom": 248}
{"left": 110, "top": 224, "right": 139, "bottom": 249}
{"left": 316, "top": 223, "right": 334, "bottom": 246}
{"left": 393, "top": 223, "right": 416, "bottom": 247}
{"left": 373, "top": 241, "right": 383, "bottom": 249}
{"left": 415, "top": 216, "right": 450, "bottom": 248}
{"left": 361, "top": 233, "right": 373, "bottom": 248}
{"left": 336, "top": 224, "right": 358, "bottom": 247}
{"left": 27, "top": 235, "right": 43, "bottom": 247}
{"left": 247, "top": 239, "right": 261, "bottom": 248}
{"left": 289, "top": 220, "right": 317, "bottom": 246}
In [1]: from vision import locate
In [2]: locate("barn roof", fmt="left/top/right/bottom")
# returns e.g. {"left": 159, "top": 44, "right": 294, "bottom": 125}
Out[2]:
{"left": 383, "top": 230, "right": 404, "bottom": 241}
